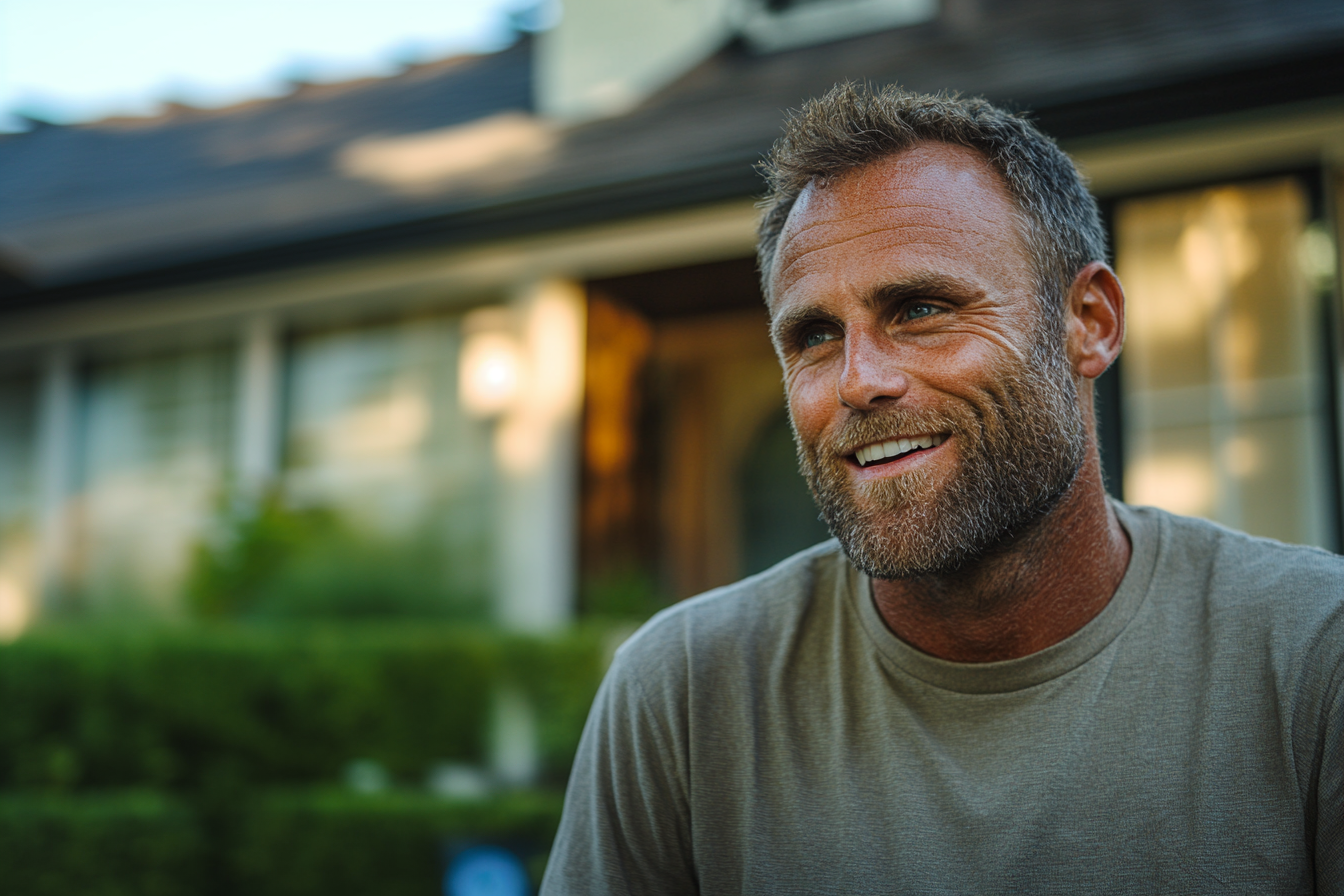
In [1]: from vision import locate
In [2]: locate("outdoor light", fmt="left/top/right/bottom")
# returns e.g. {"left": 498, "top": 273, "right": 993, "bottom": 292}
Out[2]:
{"left": 460, "top": 328, "right": 525, "bottom": 418}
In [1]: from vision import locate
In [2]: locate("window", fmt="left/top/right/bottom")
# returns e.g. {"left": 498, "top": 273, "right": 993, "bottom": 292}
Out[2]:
{"left": 1114, "top": 176, "right": 1337, "bottom": 549}
{"left": 284, "top": 314, "right": 495, "bottom": 603}
{"left": 75, "top": 347, "right": 235, "bottom": 603}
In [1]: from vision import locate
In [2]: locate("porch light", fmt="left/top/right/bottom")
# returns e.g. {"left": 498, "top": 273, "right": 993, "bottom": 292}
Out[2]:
{"left": 460, "top": 328, "right": 525, "bottom": 418}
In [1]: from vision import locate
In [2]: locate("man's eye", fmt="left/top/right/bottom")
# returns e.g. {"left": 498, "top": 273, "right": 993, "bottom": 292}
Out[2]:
{"left": 906, "top": 302, "right": 941, "bottom": 321}
{"left": 804, "top": 330, "right": 836, "bottom": 349}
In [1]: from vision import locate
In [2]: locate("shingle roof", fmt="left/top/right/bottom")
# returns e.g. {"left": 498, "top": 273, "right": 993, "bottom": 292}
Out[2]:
{"left": 2, "top": 0, "right": 1343, "bottom": 302}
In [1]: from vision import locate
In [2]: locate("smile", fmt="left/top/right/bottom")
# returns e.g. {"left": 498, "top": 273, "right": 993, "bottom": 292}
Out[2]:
{"left": 852, "top": 433, "right": 947, "bottom": 467}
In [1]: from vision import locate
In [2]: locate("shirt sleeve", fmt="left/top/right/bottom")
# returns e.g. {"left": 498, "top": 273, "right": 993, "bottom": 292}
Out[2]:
{"left": 540, "top": 646, "right": 698, "bottom": 896}
{"left": 1315, "top": 658, "right": 1344, "bottom": 896}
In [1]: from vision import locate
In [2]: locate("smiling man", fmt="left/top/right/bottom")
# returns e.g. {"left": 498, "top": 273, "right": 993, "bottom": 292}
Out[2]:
{"left": 541, "top": 85, "right": 1344, "bottom": 895}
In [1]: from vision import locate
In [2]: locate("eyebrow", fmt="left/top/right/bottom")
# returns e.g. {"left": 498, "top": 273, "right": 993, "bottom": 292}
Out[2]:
{"left": 863, "top": 273, "right": 984, "bottom": 310}
{"left": 770, "top": 272, "right": 985, "bottom": 344}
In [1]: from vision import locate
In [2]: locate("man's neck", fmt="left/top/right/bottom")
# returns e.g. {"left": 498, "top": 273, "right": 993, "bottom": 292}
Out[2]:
{"left": 869, "top": 452, "right": 1132, "bottom": 663}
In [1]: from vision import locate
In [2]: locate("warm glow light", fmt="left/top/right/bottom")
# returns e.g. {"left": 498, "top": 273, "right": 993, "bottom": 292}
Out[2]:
{"left": 461, "top": 331, "right": 525, "bottom": 418}
{"left": 457, "top": 286, "right": 584, "bottom": 471}
{"left": 0, "top": 578, "right": 32, "bottom": 641}
{"left": 1127, "top": 454, "right": 1215, "bottom": 517}
{"left": 523, "top": 284, "right": 585, "bottom": 419}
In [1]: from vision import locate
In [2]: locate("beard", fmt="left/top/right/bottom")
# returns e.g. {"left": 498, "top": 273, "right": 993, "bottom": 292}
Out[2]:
{"left": 795, "top": 322, "right": 1088, "bottom": 580}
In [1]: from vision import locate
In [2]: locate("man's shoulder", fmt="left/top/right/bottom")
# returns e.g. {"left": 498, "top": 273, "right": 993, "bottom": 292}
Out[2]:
{"left": 1129, "top": 502, "right": 1344, "bottom": 596}
{"left": 607, "top": 539, "right": 850, "bottom": 688}
{"left": 1124, "top": 503, "right": 1344, "bottom": 653}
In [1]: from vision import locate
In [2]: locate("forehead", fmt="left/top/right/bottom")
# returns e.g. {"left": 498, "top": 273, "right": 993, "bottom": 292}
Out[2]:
{"left": 769, "top": 142, "right": 1031, "bottom": 308}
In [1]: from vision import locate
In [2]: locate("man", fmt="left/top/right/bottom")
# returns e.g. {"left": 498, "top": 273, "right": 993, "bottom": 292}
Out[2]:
{"left": 541, "top": 84, "right": 1344, "bottom": 894}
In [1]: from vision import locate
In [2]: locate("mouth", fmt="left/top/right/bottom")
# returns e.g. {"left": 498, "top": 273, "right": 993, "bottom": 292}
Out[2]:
{"left": 850, "top": 433, "right": 948, "bottom": 468}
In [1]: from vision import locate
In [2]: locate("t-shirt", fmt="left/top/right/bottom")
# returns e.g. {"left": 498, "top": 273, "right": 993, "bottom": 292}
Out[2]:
{"left": 541, "top": 504, "right": 1344, "bottom": 895}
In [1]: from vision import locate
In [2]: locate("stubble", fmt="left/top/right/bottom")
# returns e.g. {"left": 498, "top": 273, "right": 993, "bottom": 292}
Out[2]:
{"left": 795, "top": 322, "right": 1089, "bottom": 580}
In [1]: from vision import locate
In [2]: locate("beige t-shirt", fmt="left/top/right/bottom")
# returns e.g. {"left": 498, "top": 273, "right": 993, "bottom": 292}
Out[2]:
{"left": 541, "top": 504, "right": 1344, "bottom": 895}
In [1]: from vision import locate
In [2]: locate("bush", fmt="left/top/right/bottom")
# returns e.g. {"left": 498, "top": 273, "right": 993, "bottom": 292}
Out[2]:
{"left": 0, "top": 625, "right": 608, "bottom": 895}
{"left": 231, "top": 788, "right": 563, "bottom": 896}
{"left": 0, "top": 625, "right": 608, "bottom": 791}
{"left": 0, "top": 789, "right": 564, "bottom": 896}
{"left": 185, "top": 495, "right": 490, "bottom": 622}
{"left": 0, "top": 791, "right": 204, "bottom": 896}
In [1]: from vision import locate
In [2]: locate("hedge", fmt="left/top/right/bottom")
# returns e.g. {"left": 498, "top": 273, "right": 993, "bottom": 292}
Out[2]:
{"left": 0, "top": 791, "right": 204, "bottom": 896}
{"left": 232, "top": 788, "right": 563, "bottom": 896}
{"left": 0, "top": 624, "right": 609, "bottom": 792}
{"left": 0, "top": 788, "right": 564, "bottom": 896}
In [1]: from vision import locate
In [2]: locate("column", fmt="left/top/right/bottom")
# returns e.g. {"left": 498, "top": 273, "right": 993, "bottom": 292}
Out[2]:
{"left": 234, "top": 314, "right": 282, "bottom": 497}
{"left": 492, "top": 279, "right": 586, "bottom": 632}
{"left": 34, "top": 345, "right": 77, "bottom": 608}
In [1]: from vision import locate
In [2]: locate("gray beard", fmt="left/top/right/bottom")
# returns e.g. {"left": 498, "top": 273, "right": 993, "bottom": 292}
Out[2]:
{"left": 795, "top": 325, "right": 1088, "bottom": 580}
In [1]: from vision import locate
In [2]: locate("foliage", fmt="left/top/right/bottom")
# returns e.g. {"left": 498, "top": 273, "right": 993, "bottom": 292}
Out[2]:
{"left": 230, "top": 788, "right": 562, "bottom": 896}
{"left": 0, "top": 791, "right": 204, "bottom": 896}
{"left": 0, "top": 620, "right": 612, "bottom": 894}
{"left": 185, "top": 493, "right": 489, "bottom": 622}
{"left": 0, "top": 625, "right": 608, "bottom": 792}
{"left": 580, "top": 564, "right": 670, "bottom": 621}
{"left": 0, "top": 789, "right": 563, "bottom": 896}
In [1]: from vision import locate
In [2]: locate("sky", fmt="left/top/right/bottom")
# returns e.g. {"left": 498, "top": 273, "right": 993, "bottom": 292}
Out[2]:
{"left": 0, "top": 0, "right": 546, "bottom": 130}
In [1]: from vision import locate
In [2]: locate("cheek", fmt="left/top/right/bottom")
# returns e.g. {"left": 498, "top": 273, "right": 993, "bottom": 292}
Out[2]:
{"left": 914, "top": 337, "right": 1013, "bottom": 395}
{"left": 785, "top": 369, "right": 837, "bottom": 442}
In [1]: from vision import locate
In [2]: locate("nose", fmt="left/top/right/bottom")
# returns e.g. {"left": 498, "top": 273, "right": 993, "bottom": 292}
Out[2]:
{"left": 837, "top": 325, "right": 910, "bottom": 410}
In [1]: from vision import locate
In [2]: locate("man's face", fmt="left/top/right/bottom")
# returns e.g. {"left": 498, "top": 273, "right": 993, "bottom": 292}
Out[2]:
{"left": 767, "top": 143, "right": 1088, "bottom": 579}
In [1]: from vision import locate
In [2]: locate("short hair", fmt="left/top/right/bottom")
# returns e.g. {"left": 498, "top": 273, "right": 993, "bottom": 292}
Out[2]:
{"left": 757, "top": 83, "right": 1108, "bottom": 312}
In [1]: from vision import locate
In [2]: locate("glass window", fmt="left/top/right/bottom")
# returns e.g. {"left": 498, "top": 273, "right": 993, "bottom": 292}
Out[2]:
{"left": 1115, "top": 177, "right": 1334, "bottom": 548}
{"left": 284, "top": 314, "right": 494, "bottom": 601}
{"left": 75, "top": 347, "right": 235, "bottom": 603}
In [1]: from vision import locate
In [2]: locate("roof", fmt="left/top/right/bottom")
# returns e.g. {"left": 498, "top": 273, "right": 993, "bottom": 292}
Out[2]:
{"left": 3, "top": 0, "right": 1343, "bottom": 304}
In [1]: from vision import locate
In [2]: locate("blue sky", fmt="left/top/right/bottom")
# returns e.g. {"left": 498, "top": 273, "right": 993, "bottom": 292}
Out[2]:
{"left": 0, "top": 0, "right": 542, "bottom": 130}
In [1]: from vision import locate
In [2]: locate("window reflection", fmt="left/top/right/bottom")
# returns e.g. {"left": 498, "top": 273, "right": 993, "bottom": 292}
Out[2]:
{"left": 1116, "top": 177, "right": 1333, "bottom": 548}
{"left": 76, "top": 348, "right": 235, "bottom": 604}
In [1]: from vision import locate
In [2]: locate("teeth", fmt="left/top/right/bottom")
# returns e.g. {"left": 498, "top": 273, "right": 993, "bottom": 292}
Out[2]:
{"left": 855, "top": 434, "right": 946, "bottom": 466}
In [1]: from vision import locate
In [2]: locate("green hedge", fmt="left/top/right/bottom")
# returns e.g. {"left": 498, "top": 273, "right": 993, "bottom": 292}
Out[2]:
{"left": 0, "top": 791, "right": 204, "bottom": 896}
{"left": 0, "top": 625, "right": 608, "bottom": 792}
{"left": 0, "top": 789, "right": 564, "bottom": 896}
{"left": 233, "top": 788, "right": 562, "bottom": 895}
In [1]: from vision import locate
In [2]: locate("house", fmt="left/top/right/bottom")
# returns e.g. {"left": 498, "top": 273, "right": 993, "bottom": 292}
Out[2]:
{"left": 1, "top": 0, "right": 1342, "bottom": 636}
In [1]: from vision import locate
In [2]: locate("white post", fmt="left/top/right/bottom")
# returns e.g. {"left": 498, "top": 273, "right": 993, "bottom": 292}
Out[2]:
{"left": 35, "top": 345, "right": 77, "bottom": 609}
{"left": 492, "top": 280, "right": 586, "bottom": 632}
{"left": 490, "top": 686, "right": 540, "bottom": 787}
{"left": 235, "top": 315, "right": 281, "bottom": 497}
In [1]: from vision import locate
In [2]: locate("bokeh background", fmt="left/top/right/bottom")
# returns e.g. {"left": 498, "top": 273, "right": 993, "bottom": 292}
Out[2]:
{"left": 1, "top": 0, "right": 1343, "bottom": 892}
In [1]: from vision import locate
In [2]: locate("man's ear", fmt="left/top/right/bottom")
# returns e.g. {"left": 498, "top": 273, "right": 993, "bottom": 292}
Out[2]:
{"left": 1066, "top": 261, "right": 1125, "bottom": 380}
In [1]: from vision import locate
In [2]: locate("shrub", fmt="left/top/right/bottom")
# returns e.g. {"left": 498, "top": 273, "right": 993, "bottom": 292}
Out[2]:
{"left": 185, "top": 495, "right": 490, "bottom": 622}
{"left": 230, "top": 788, "right": 562, "bottom": 896}
{"left": 0, "top": 789, "right": 564, "bottom": 896}
{"left": 0, "top": 791, "right": 204, "bottom": 896}
{"left": 0, "top": 625, "right": 607, "bottom": 791}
